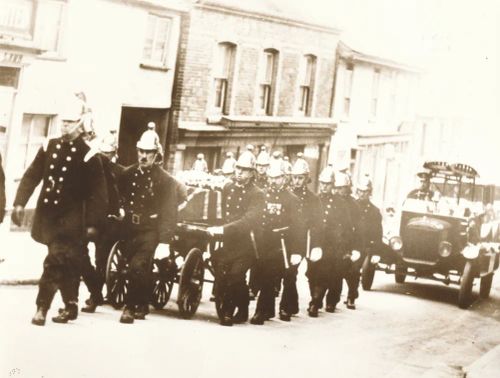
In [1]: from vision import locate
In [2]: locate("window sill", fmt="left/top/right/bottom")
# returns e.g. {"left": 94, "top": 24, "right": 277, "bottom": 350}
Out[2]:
{"left": 36, "top": 54, "right": 67, "bottom": 62}
{"left": 139, "top": 62, "right": 170, "bottom": 72}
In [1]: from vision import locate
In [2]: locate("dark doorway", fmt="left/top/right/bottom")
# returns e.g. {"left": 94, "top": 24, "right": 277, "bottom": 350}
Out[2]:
{"left": 117, "top": 107, "right": 168, "bottom": 166}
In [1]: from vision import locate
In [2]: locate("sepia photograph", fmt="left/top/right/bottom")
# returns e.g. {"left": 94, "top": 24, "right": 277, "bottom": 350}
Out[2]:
{"left": 0, "top": 0, "right": 499, "bottom": 377}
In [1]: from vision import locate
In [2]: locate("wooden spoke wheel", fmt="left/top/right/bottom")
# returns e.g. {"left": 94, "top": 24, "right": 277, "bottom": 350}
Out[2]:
{"left": 150, "top": 258, "right": 176, "bottom": 310}
{"left": 177, "top": 248, "right": 205, "bottom": 319}
{"left": 105, "top": 241, "right": 129, "bottom": 309}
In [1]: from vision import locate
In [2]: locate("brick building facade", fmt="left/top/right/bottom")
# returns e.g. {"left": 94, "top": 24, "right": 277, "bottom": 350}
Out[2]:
{"left": 168, "top": 0, "right": 340, "bottom": 187}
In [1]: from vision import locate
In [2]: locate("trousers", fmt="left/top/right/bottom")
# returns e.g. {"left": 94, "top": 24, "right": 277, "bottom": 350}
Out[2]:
{"left": 36, "top": 239, "right": 85, "bottom": 309}
{"left": 121, "top": 230, "right": 158, "bottom": 307}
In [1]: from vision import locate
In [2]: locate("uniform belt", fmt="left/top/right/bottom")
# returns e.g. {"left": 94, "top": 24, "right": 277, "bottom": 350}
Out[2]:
{"left": 126, "top": 212, "right": 158, "bottom": 225}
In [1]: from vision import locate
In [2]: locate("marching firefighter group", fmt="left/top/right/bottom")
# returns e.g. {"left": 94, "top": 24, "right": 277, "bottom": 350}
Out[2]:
{"left": 7, "top": 96, "right": 384, "bottom": 327}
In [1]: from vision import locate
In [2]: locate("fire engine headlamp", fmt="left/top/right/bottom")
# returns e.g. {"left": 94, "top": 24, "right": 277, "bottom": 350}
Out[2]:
{"left": 389, "top": 236, "right": 403, "bottom": 251}
{"left": 438, "top": 241, "right": 453, "bottom": 258}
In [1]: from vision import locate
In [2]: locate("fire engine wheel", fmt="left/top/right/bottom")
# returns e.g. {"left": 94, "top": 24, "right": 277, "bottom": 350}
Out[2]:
{"left": 479, "top": 273, "right": 494, "bottom": 299}
{"left": 395, "top": 264, "right": 407, "bottom": 284}
{"left": 177, "top": 248, "right": 205, "bottom": 319}
{"left": 150, "top": 259, "right": 175, "bottom": 310}
{"left": 361, "top": 256, "right": 375, "bottom": 291}
{"left": 105, "top": 241, "right": 128, "bottom": 310}
{"left": 458, "top": 261, "right": 474, "bottom": 309}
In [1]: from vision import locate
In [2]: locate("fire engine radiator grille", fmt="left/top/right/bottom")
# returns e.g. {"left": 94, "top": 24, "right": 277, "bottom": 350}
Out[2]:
{"left": 403, "top": 227, "right": 441, "bottom": 263}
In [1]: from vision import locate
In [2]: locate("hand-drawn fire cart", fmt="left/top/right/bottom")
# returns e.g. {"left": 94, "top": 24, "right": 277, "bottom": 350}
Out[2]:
{"left": 105, "top": 173, "right": 225, "bottom": 319}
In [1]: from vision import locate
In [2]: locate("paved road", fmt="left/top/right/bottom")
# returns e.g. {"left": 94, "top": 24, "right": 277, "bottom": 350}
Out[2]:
{"left": 1, "top": 265, "right": 499, "bottom": 378}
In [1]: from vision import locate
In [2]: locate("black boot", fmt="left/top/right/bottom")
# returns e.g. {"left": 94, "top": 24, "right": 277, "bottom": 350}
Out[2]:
{"left": 233, "top": 307, "right": 249, "bottom": 324}
{"left": 308, "top": 304, "right": 319, "bottom": 318}
{"left": 279, "top": 309, "right": 291, "bottom": 322}
{"left": 325, "top": 304, "right": 336, "bottom": 313}
{"left": 31, "top": 307, "right": 48, "bottom": 326}
{"left": 134, "top": 304, "right": 149, "bottom": 320}
{"left": 52, "top": 303, "right": 78, "bottom": 323}
{"left": 346, "top": 298, "right": 356, "bottom": 310}
{"left": 219, "top": 312, "right": 233, "bottom": 327}
{"left": 250, "top": 312, "right": 265, "bottom": 325}
{"left": 120, "top": 307, "right": 135, "bottom": 324}
{"left": 82, "top": 295, "right": 104, "bottom": 313}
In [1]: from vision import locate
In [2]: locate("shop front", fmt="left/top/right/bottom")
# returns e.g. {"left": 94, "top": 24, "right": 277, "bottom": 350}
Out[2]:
{"left": 176, "top": 116, "right": 335, "bottom": 190}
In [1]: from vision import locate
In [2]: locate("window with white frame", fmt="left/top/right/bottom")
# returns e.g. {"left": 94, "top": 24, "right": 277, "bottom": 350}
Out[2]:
{"left": 297, "top": 54, "right": 316, "bottom": 116}
{"left": 142, "top": 14, "right": 172, "bottom": 66}
{"left": 34, "top": 0, "right": 66, "bottom": 55}
{"left": 343, "top": 63, "right": 353, "bottom": 117}
{"left": 371, "top": 69, "right": 381, "bottom": 119}
{"left": 19, "top": 114, "right": 54, "bottom": 171}
{"left": 258, "top": 49, "right": 278, "bottom": 115}
{"left": 0, "top": 0, "right": 35, "bottom": 38}
{"left": 212, "top": 42, "right": 236, "bottom": 114}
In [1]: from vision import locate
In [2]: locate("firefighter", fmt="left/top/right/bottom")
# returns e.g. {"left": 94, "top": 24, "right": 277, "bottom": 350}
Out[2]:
{"left": 11, "top": 97, "right": 108, "bottom": 325}
{"left": 290, "top": 154, "right": 322, "bottom": 315}
{"left": 255, "top": 148, "right": 270, "bottom": 190}
{"left": 307, "top": 166, "right": 344, "bottom": 316}
{"left": 407, "top": 168, "right": 435, "bottom": 201}
{"left": 116, "top": 127, "right": 178, "bottom": 324}
{"left": 81, "top": 138, "right": 124, "bottom": 313}
{"left": 356, "top": 175, "right": 383, "bottom": 300}
{"left": 283, "top": 156, "right": 292, "bottom": 187}
{"left": 207, "top": 151, "right": 264, "bottom": 326}
{"left": 249, "top": 147, "right": 270, "bottom": 298}
{"left": 250, "top": 163, "right": 303, "bottom": 325}
{"left": 327, "top": 171, "right": 362, "bottom": 310}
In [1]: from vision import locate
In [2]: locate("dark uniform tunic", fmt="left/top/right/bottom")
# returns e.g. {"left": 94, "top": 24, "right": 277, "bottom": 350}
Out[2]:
{"left": 292, "top": 186, "right": 322, "bottom": 299}
{"left": 254, "top": 187, "right": 303, "bottom": 317}
{"left": 249, "top": 173, "right": 268, "bottom": 295}
{"left": 315, "top": 192, "right": 354, "bottom": 308}
{"left": 213, "top": 180, "right": 264, "bottom": 317}
{"left": 0, "top": 153, "right": 5, "bottom": 223}
{"left": 254, "top": 174, "right": 268, "bottom": 190}
{"left": 339, "top": 194, "right": 363, "bottom": 302}
{"left": 81, "top": 155, "right": 124, "bottom": 302}
{"left": 117, "top": 164, "right": 177, "bottom": 308}
{"left": 357, "top": 199, "right": 383, "bottom": 254}
{"left": 13, "top": 136, "right": 108, "bottom": 310}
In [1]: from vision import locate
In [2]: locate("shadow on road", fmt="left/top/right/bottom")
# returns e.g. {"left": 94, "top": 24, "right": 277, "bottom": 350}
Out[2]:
{"left": 373, "top": 279, "right": 500, "bottom": 321}
{"left": 150, "top": 301, "right": 220, "bottom": 324}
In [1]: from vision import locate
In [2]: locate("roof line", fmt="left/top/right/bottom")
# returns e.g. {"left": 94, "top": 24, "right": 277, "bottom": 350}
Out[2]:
{"left": 196, "top": 0, "right": 341, "bottom": 35}
{"left": 338, "top": 40, "right": 421, "bottom": 73}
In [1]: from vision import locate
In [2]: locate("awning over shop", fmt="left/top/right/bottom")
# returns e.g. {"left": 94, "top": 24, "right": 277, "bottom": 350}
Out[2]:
{"left": 178, "top": 116, "right": 336, "bottom": 147}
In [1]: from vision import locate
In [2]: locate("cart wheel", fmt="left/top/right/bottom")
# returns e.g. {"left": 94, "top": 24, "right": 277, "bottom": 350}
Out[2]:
{"left": 150, "top": 258, "right": 175, "bottom": 310}
{"left": 395, "top": 264, "right": 407, "bottom": 284}
{"left": 177, "top": 248, "right": 205, "bottom": 319}
{"left": 479, "top": 272, "right": 494, "bottom": 299}
{"left": 458, "top": 261, "right": 474, "bottom": 309}
{"left": 106, "top": 241, "right": 128, "bottom": 309}
{"left": 361, "top": 255, "right": 375, "bottom": 291}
